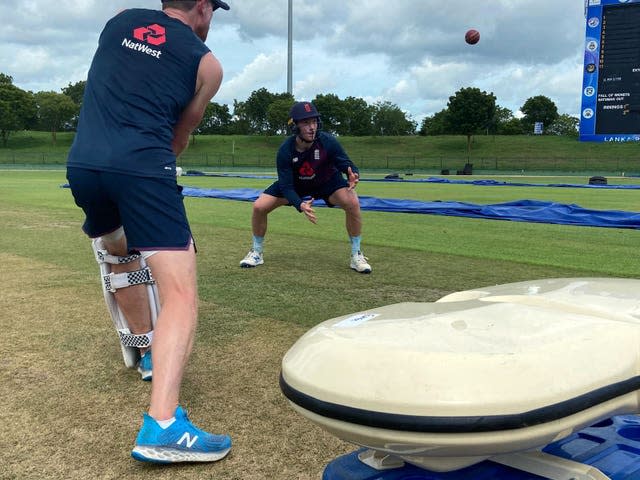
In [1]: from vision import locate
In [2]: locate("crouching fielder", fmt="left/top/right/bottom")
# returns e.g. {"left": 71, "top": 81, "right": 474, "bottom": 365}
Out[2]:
{"left": 92, "top": 228, "right": 159, "bottom": 380}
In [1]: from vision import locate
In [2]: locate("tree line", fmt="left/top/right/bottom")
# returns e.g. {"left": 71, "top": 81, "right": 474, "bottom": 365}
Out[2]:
{"left": 0, "top": 72, "right": 578, "bottom": 148}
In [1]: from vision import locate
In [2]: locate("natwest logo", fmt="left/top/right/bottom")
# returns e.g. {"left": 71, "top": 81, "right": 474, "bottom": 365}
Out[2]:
{"left": 133, "top": 24, "right": 166, "bottom": 46}
{"left": 122, "top": 23, "right": 164, "bottom": 59}
{"left": 298, "top": 161, "right": 316, "bottom": 180}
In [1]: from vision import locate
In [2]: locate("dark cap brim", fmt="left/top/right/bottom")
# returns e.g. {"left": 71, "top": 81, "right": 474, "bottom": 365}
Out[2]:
{"left": 211, "top": 0, "right": 230, "bottom": 10}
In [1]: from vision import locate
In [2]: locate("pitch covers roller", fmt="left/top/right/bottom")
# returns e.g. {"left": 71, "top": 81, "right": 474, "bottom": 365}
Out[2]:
{"left": 280, "top": 278, "right": 640, "bottom": 478}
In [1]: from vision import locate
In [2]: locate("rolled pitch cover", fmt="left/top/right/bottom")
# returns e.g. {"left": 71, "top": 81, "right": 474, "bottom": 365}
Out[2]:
{"left": 280, "top": 278, "right": 640, "bottom": 471}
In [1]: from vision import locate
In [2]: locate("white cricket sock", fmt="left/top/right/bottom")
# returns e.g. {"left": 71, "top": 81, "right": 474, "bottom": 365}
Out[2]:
{"left": 156, "top": 417, "right": 176, "bottom": 429}
{"left": 252, "top": 235, "right": 264, "bottom": 253}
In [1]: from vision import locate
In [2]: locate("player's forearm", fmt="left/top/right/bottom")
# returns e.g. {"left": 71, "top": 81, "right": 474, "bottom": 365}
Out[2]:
{"left": 276, "top": 160, "right": 302, "bottom": 209}
{"left": 283, "top": 189, "right": 303, "bottom": 211}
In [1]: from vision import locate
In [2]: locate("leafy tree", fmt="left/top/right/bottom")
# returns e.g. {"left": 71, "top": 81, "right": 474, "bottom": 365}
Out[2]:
{"left": 547, "top": 114, "right": 579, "bottom": 137}
{"left": 419, "top": 109, "right": 450, "bottom": 136}
{"left": 0, "top": 77, "right": 37, "bottom": 147}
{"left": 233, "top": 88, "right": 272, "bottom": 133}
{"left": 266, "top": 98, "right": 294, "bottom": 135}
{"left": 337, "top": 96, "right": 372, "bottom": 136}
{"left": 487, "top": 106, "right": 511, "bottom": 134}
{"left": 233, "top": 88, "right": 293, "bottom": 134}
{"left": 520, "top": 95, "right": 559, "bottom": 135}
{"left": 499, "top": 118, "right": 525, "bottom": 135}
{"left": 0, "top": 75, "right": 585, "bottom": 143}
{"left": 447, "top": 87, "right": 496, "bottom": 153}
{"left": 0, "top": 73, "right": 13, "bottom": 85}
{"left": 197, "top": 101, "right": 232, "bottom": 135}
{"left": 60, "top": 80, "right": 86, "bottom": 130}
{"left": 371, "top": 101, "right": 416, "bottom": 136}
{"left": 61, "top": 80, "right": 86, "bottom": 106}
{"left": 34, "top": 91, "right": 78, "bottom": 144}
{"left": 229, "top": 99, "right": 251, "bottom": 134}
{"left": 0, "top": 101, "right": 10, "bottom": 143}
{"left": 485, "top": 106, "right": 524, "bottom": 135}
{"left": 312, "top": 93, "right": 343, "bottom": 134}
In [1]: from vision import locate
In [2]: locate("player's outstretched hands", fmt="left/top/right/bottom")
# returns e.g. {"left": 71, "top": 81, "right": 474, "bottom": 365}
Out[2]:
{"left": 347, "top": 167, "right": 359, "bottom": 190}
{"left": 301, "top": 198, "right": 317, "bottom": 224}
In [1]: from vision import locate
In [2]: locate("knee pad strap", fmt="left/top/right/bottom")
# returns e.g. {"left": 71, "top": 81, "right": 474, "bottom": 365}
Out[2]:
{"left": 95, "top": 250, "right": 141, "bottom": 265}
{"left": 118, "top": 329, "right": 154, "bottom": 348}
{"left": 102, "top": 267, "right": 155, "bottom": 293}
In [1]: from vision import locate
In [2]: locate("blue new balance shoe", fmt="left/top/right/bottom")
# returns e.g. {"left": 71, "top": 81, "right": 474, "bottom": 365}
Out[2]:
{"left": 137, "top": 350, "right": 152, "bottom": 382}
{"left": 131, "top": 406, "right": 232, "bottom": 463}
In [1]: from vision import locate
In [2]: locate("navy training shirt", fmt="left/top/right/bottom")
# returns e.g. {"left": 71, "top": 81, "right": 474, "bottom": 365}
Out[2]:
{"left": 276, "top": 131, "right": 359, "bottom": 210}
{"left": 67, "top": 9, "right": 210, "bottom": 178}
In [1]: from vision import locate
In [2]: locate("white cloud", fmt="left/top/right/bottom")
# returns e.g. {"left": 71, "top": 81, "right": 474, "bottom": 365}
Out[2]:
{"left": 219, "top": 51, "right": 286, "bottom": 103}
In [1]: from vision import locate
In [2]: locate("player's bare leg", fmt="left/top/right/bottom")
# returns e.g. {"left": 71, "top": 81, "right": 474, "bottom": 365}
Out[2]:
{"left": 329, "top": 187, "right": 362, "bottom": 237}
{"left": 144, "top": 245, "right": 198, "bottom": 421}
{"left": 329, "top": 187, "right": 371, "bottom": 273}
{"left": 131, "top": 243, "right": 232, "bottom": 464}
{"left": 240, "top": 194, "right": 288, "bottom": 267}
{"left": 251, "top": 193, "right": 289, "bottom": 236}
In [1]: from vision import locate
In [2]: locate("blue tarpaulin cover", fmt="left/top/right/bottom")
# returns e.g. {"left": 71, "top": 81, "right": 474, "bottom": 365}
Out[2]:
{"left": 410, "top": 177, "right": 640, "bottom": 189}
{"left": 181, "top": 186, "right": 640, "bottom": 229}
{"left": 183, "top": 172, "right": 640, "bottom": 189}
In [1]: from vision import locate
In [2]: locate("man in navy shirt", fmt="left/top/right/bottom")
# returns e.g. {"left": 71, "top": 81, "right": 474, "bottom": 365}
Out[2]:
{"left": 67, "top": 0, "right": 231, "bottom": 463}
{"left": 240, "top": 102, "right": 372, "bottom": 273}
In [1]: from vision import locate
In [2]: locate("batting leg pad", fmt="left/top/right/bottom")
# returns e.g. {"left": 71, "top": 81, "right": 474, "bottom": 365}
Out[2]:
{"left": 92, "top": 237, "right": 160, "bottom": 368}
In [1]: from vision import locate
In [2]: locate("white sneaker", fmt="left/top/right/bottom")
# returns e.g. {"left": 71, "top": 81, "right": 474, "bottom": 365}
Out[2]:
{"left": 240, "top": 249, "right": 264, "bottom": 268}
{"left": 350, "top": 251, "right": 371, "bottom": 274}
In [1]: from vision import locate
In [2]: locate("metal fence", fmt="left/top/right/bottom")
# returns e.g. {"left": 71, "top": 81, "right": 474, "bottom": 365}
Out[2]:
{"left": 0, "top": 151, "right": 69, "bottom": 165}
{"left": 1, "top": 151, "right": 638, "bottom": 175}
{"left": 353, "top": 155, "right": 640, "bottom": 174}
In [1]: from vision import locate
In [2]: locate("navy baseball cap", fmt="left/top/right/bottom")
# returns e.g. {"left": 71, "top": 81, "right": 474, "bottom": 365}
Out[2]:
{"left": 209, "top": 0, "right": 230, "bottom": 10}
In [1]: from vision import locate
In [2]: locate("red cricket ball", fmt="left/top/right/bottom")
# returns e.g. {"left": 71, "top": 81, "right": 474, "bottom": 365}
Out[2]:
{"left": 465, "top": 29, "right": 480, "bottom": 45}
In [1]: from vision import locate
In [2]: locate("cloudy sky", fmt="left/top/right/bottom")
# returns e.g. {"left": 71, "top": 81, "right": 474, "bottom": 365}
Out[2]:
{"left": 0, "top": 1, "right": 587, "bottom": 123}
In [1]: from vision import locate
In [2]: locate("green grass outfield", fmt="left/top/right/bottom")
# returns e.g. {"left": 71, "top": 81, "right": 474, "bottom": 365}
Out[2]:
{"left": 1, "top": 170, "right": 639, "bottom": 479}
{"left": 3, "top": 131, "right": 640, "bottom": 174}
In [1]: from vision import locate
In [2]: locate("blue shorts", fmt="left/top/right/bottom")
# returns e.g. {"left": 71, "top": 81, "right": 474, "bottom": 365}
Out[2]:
{"left": 264, "top": 172, "right": 348, "bottom": 207}
{"left": 66, "top": 167, "right": 192, "bottom": 251}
